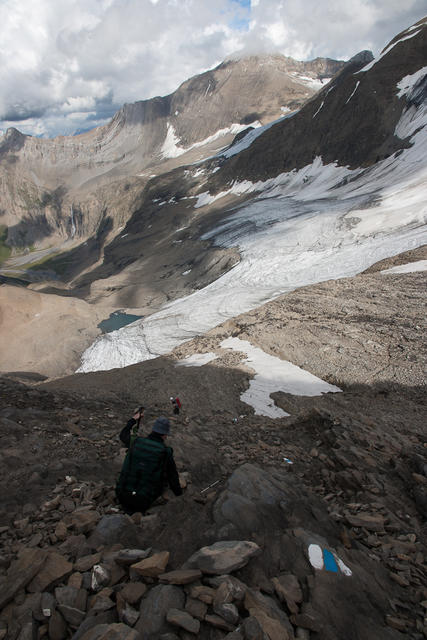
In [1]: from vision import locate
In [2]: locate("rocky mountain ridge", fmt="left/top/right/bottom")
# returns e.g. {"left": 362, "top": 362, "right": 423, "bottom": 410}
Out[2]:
{"left": 0, "top": 54, "right": 344, "bottom": 251}
{"left": 209, "top": 18, "right": 427, "bottom": 186}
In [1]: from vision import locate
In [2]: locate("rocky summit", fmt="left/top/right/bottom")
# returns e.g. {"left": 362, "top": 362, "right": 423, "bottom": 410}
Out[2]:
{"left": 0, "top": 15, "right": 426, "bottom": 640}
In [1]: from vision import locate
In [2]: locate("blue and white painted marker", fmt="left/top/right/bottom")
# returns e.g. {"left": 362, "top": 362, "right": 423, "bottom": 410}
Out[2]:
{"left": 308, "top": 544, "right": 352, "bottom": 576}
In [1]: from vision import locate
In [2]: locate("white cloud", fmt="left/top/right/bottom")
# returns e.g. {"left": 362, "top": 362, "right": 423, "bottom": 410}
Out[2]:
{"left": 0, "top": 0, "right": 425, "bottom": 137}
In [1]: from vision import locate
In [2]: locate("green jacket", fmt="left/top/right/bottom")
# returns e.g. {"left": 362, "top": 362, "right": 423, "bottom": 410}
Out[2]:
{"left": 116, "top": 432, "right": 182, "bottom": 502}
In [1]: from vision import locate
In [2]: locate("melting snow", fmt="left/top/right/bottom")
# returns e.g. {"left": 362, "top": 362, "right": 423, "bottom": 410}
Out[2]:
{"left": 312, "top": 101, "right": 324, "bottom": 118}
{"left": 220, "top": 337, "right": 341, "bottom": 418}
{"left": 161, "top": 122, "right": 262, "bottom": 159}
{"left": 161, "top": 123, "right": 185, "bottom": 159}
{"left": 290, "top": 73, "right": 331, "bottom": 91}
{"left": 176, "top": 352, "right": 218, "bottom": 367}
{"left": 346, "top": 81, "right": 360, "bottom": 104}
{"left": 221, "top": 114, "right": 295, "bottom": 159}
{"left": 381, "top": 259, "right": 427, "bottom": 274}
{"left": 397, "top": 66, "right": 427, "bottom": 98}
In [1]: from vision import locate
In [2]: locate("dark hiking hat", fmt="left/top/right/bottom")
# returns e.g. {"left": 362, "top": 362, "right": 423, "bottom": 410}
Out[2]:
{"left": 152, "top": 416, "right": 171, "bottom": 435}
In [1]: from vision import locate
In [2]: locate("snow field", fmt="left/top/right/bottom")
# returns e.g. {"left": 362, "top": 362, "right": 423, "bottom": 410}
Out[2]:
{"left": 381, "top": 259, "right": 427, "bottom": 275}
{"left": 175, "top": 338, "right": 341, "bottom": 419}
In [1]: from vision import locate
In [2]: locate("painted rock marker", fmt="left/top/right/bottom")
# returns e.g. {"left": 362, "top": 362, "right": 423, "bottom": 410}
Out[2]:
{"left": 308, "top": 544, "right": 352, "bottom": 576}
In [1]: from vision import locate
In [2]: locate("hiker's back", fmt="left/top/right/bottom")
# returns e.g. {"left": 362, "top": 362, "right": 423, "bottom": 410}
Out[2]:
{"left": 117, "top": 436, "right": 169, "bottom": 503}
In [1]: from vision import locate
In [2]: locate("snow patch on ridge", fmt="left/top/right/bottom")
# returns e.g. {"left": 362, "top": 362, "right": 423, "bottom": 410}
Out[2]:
{"left": 397, "top": 66, "right": 427, "bottom": 99}
{"left": 161, "top": 123, "right": 186, "bottom": 159}
{"left": 220, "top": 113, "right": 295, "bottom": 159}
{"left": 290, "top": 73, "right": 332, "bottom": 91}
{"left": 381, "top": 259, "right": 427, "bottom": 275}
{"left": 161, "top": 122, "right": 262, "bottom": 159}
{"left": 346, "top": 81, "right": 360, "bottom": 104}
{"left": 357, "top": 22, "right": 425, "bottom": 74}
{"left": 176, "top": 352, "right": 218, "bottom": 367}
{"left": 220, "top": 337, "right": 341, "bottom": 418}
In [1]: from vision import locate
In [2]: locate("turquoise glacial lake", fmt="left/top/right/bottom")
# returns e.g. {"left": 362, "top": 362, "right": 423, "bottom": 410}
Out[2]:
{"left": 98, "top": 311, "right": 143, "bottom": 334}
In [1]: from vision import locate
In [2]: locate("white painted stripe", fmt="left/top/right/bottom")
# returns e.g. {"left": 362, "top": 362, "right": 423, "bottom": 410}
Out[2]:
{"left": 336, "top": 557, "right": 352, "bottom": 576}
{"left": 308, "top": 544, "right": 324, "bottom": 570}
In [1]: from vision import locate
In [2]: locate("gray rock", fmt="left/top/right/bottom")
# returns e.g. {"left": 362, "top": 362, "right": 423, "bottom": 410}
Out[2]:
{"left": 49, "top": 610, "right": 68, "bottom": 640}
{"left": 224, "top": 632, "right": 244, "bottom": 640}
{"left": 71, "top": 611, "right": 118, "bottom": 640}
{"left": 121, "top": 604, "right": 140, "bottom": 627}
{"left": 0, "top": 548, "right": 47, "bottom": 609}
{"left": 214, "top": 602, "right": 240, "bottom": 625}
{"left": 136, "top": 584, "right": 185, "bottom": 639}
{"left": 12, "top": 592, "right": 43, "bottom": 622}
{"left": 185, "top": 540, "right": 261, "bottom": 575}
{"left": 27, "top": 552, "right": 73, "bottom": 593}
{"left": 58, "top": 604, "right": 86, "bottom": 627}
{"left": 55, "top": 586, "right": 88, "bottom": 611}
{"left": 88, "top": 515, "right": 142, "bottom": 548}
{"left": 41, "top": 591, "right": 56, "bottom": 618}
{"left": 184, "top": 597, "right": 208, "bottom": 621}
{"left": 166, "top": 608, "right": 200, "bottom": 634}
{"left": 241, "top": 616, "right": 265, "bottom": 640}
{"left": 91, "top": 565, "right": 111, "bottom": 592}
{"left": 213, "top": 464, "right": 301, "bottom": 535}
{"left": 78, "top": 622, "right": 140, "bottom": 639}
{"left": 16, "top": 618, "right": 39, "bottom": 640}
{"left": 211, "top": 576, "right": 247, "bottom": 603}
{"left": 113, "top": 548, "right": 152, "bottom": 566}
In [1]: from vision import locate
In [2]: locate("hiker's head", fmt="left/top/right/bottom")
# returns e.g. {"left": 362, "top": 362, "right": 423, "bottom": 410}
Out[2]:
{"left": 152, "top": 416, "right": 170, "bottom": 438}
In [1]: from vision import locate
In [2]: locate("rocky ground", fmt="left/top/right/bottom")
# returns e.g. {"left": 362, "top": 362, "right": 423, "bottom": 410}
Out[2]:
{"left": 0, "top": 248, "right": 426, "bottom": 639}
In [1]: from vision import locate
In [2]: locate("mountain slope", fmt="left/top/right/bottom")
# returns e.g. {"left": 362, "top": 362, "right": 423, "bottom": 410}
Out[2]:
{"left": 211, "top": 18, "right": 427, "bottom": 183}
{"left": 76, "top": 18, "right": 427, "bottom": 373}
{"left": 2, "top": 247, "right": 424, "bottom": 639}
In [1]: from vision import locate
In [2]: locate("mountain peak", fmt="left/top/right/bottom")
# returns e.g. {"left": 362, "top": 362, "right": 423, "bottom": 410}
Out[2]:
{"left": 347, "top": 50, "right": 374, "bottom": 65}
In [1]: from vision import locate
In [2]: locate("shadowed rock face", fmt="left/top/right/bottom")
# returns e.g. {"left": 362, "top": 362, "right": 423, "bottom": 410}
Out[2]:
{"left": 210, "top": 21, "right": 427, "bottom": 185}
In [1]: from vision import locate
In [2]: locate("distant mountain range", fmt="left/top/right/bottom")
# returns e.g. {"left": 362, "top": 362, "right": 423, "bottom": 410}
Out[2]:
{"left": 0, "top": 54, "right": 344, "bottom": 250}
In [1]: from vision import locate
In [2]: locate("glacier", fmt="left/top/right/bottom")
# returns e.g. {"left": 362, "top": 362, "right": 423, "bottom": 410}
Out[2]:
{"left": 77, "top": 69, "right": 427, "bottom": 373}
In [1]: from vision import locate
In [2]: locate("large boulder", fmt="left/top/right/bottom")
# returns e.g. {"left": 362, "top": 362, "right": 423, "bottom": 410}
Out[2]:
{"left": 0, "top": 548, "right": 47, "bottom": 609}
{"left": 27, "top": 552, "right": 73, "bottom": 593}
{"left": 87, "top": 515, "right": 142, "bottom": 549}
{"left": 135, "top": 585, "right": 185, "bottom": 639}
{"left": 184, "top": 540, "right": 261, "bottom": 575}
{"left": 213, "top": 463, "right": 302, "bottom": 534}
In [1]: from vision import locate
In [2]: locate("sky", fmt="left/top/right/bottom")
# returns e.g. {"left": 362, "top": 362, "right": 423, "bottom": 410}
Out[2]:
{"left": 0, "top": 0, "right": 426, "bottom": 138}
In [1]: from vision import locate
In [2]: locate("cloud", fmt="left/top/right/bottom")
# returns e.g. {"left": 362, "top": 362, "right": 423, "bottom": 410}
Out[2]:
{"left": 0, "top": 0, "right": 425, "bottom": 137}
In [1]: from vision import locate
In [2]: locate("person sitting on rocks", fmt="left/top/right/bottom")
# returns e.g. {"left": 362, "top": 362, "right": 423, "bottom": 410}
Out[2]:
{"left": 116, "top": 415, "right": 183, "bottom": 514}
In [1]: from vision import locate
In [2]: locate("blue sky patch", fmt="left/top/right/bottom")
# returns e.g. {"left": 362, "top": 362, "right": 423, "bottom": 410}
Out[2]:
{"left": 230, "top": 0, "right": 251, "bottom": 31}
